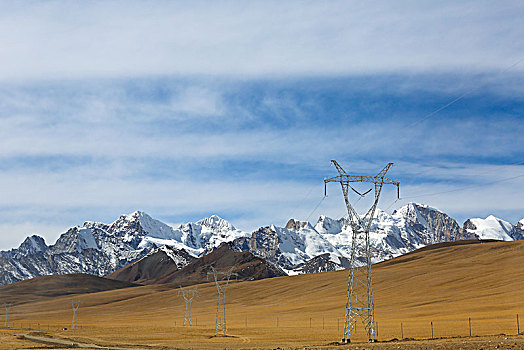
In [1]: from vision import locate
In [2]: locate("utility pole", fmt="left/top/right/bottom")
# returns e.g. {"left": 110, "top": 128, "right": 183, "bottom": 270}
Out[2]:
{"left": 4, "top": 303, "right": 13, "bottom": 328}
{"left": 71, "top": 300, "right": 81, "bottom": 330}
{"left": 208, "top": 266, "right": 237, "bottom": 336}
{"left": 178, "top": 286, "right": 199, "bottom": 326}
{"left": 325, "top": 160, "right": 399, "bottom": 343}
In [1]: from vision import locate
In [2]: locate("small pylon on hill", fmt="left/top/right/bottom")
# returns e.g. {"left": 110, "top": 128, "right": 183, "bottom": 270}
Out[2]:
{"left": 178, "top": 286, "right": 199, "bottom": 326}
{"left": 4, "top": 302, "right": 13, "bottom": 328}
{"left": 208, "top": 266, "right": 237, "bottom": 336}
{"left": 71, "top": 300, "right": 81, "bottom": 330}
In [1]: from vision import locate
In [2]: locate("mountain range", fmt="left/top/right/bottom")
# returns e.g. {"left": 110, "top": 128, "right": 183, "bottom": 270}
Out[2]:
{"left": 0, "top": 202, "right": 522, "bottom": 286}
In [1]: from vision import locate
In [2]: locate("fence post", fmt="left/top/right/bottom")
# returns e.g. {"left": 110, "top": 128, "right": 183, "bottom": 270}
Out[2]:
{"left": 376, "top": 322, "right": 379, "bottom": 339}
{"left": 518, "top": 314, "right": 520, "bottom": 335}
{"left": 401, "top": 322, "right": 403, "bottom": 339}
{"left": 469, "top": 317, "right": 471, "bottom": 337}
{"left": 430, "top": 321, "right": 433, "bottom": 339}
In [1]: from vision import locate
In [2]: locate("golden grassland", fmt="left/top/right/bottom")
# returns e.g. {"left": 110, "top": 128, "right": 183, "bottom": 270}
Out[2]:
{"left": 1, "top": 240, "right": 524, "bottom": 349}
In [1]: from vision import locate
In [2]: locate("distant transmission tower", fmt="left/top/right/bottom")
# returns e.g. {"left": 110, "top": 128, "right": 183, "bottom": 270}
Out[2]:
{"left": 178, "top": 286, "right": 199, "bottom": 326}
{"left": 208, "top": 266, "right": 237, "bottom": 336}
{"left": 325, "top": 160, "right": 399, "bottom": 343}
{"left": 71, "top": 300, "right": 81, "bottom": 330}
{"left": 4, "top": 303, "right": 13, "bottom": 328}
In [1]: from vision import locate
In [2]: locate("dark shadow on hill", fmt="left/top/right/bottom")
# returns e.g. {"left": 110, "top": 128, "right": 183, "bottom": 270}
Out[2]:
{"left": 0, "top": 273, "right": 138, "bottom": 304}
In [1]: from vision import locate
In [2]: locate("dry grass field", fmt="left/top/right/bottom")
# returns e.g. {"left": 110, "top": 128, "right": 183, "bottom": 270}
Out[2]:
{"left": 1, "top": 240, "right": 523, "bottom": 349}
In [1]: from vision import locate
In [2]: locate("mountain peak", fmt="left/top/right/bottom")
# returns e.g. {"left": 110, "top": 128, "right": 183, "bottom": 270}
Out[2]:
{"left": 314, "top": 215, "right": 345, "bottom": 234}
{"left": 285, "top": 218, "right": 313, "bottom": 230}
{"left": 464, "top": 216, "right": 513, "bottom": 241}
{"left": 197, "top": 215, "right": 235, "bottom": 231}
{"left": 18, "top": 235, "right": 47, "bottom": 255}
{"left": 125, "top": 210, "right": 149, "bottom": 220}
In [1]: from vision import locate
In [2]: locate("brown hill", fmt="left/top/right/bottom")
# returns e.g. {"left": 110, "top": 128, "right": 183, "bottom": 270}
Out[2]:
{"left": 153, "top": 243, "right": 287, "bottom": 285}
{"left": 2, "top": 240, "right": 523, "bottom": 349}
{"left": 0, "top": 273, "right": 137, "bottom": 305}
{"left": 107, "top": 246, "right": 196, "bottom": 284}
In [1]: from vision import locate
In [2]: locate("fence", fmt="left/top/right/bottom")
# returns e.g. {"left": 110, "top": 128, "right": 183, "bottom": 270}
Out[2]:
{"left": 198, "top": 313, "right": 523, "bottom": 342}
{"left": 1, "top": 313, "right": 521, "bottom": 343}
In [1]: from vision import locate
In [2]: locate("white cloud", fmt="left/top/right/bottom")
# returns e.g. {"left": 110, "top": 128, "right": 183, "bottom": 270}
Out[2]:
{"left": 0, "top": 1, "right": 523, "bottom": 80}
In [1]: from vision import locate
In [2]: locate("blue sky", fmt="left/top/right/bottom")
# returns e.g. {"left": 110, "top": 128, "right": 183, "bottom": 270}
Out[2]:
{"left": 0, "top": 1, "right": 523, "bottom": 250}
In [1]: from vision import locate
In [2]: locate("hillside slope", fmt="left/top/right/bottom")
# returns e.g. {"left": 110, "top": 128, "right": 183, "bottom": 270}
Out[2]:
{"left": 4, "top": 240, "right": 524, "bottom": 348}
{"left": 0, "top": 273, "right": 137, "bottom": 304}
{"left": 153, "top": 243, "right": 287, "bottom": 285}
{"left": 107, "top": 246, "right": 196, "bottom": 284}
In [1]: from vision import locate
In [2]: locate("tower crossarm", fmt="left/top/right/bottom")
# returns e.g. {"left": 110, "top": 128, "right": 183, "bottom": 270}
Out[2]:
{"left": 324, "top": 174, "right": 399, "bottom": 186}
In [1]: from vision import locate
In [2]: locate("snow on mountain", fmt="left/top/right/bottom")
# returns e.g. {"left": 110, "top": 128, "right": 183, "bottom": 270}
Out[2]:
{"left": 1, "top": 204, "right": 522, "bottom": 286}
{"left": 0, "top": 211, "right": 247, "bottom": 285}
{"left": 280, "top": 219, "right": 342, "bottom": 267}
{"left": 230, "top": 202, "right": 479, "bottom": 273}
{"left": 463, "top": 215, "right": 514, "bottom": 241}
{"left": 177, "top": 214, "right": 249, "bottom": 252}
{"left": 17, "top": 235, "right": 48, "bottom": 256}
{"left": 77, "top": 228, "right": 98, "bottom": 252}
{"left": 510, "top": 219, "right": 524, "bottom": 240}
{"left": 159, "top": 245, "right": 194, "bottom": 268}
{"left": 314, "top": 215, "right": 345, "bottom": 234}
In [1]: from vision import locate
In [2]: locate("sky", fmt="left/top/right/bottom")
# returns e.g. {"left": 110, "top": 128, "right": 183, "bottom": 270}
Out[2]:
{"left": 0, "top": 1, "right": 523, "bottom": 250}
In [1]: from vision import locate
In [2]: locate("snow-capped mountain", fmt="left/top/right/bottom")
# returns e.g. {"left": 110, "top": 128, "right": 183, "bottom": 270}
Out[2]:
{"left": 463, "top": 215, "right": 514, "bottom": 241}
{"left": 230, "top": 203, "right": 476, "bottom": 274}
{"left": 0, "top": 211, "right": 249, "bottom": 286}
{"left": 230, "top": 219, "right": 343, "bottom": 272}
{"left": 511, "top": 219, "right": 524, "bottom": 240}
{"left": 0, "top": 204, "right": 522, "bottom": 286}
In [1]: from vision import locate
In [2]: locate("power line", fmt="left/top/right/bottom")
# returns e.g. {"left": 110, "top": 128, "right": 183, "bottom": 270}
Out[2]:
{"left": 398, "top": 57, "right": 524, "bottom": 191}
{"left": 397, "top": 159, "right": 524, "bottom": 203}
{"left": 407, "top": 57, "right": 524, "bottom": 128}
{"left": 289, "top": 183, "right": 317, "bottom": 220}
{"left": 305, "top": 195, "right": 326, "bottom": 222}
{"left": 374, "top": 160, "right": 524, "bottom": 213}
{"left": 403, "top": 173, "right": 524, "bottom": 199}
{"left": 407, "top": 130, "right": 523, "bottom": 179}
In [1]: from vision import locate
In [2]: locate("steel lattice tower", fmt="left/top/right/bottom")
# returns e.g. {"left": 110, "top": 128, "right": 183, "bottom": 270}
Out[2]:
{"left": 208, "top": 266, "right": 237, "bottom": 336}
{"left": 178, "top": 286, "right": 199, "bottom": 326}
{"left": 4, "top": 303, "right": 12, "bottom": 328}
{"left": 325, "top": 160, "right": 399, "bottom": 343}
{"left": 71, "top": 300, "right": 80, "bottom": 330}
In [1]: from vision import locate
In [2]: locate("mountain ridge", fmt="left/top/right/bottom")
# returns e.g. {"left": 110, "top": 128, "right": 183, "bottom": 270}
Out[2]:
{"left": 0, "top": 203, "right": 522, "bottom": 286}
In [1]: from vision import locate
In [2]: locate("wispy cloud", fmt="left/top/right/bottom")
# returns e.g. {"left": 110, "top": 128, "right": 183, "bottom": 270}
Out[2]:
{"left": 0, "top": 2, "right": 523, "bottom": 249}
{"left": 0, "top": 75, "right": 523, "bottom": 250}
{"left": 0, "top": 1, "right": 523, "bottom": 80}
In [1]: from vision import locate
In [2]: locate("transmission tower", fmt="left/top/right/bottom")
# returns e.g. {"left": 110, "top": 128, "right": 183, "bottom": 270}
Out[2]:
{"left": 4, "top": 303, "right": 13, "bottom": 328}
{"left": 325, "top": 160, "right": 399, "bottom": 343}
{"left": 71, "top": 300, "right": 81, "bottom": 330}
{"left": 208, "top": 266, "right": 237, "bottom": 336}
{"left": 178, "top": 286, "right": 199, "bottom": 326}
